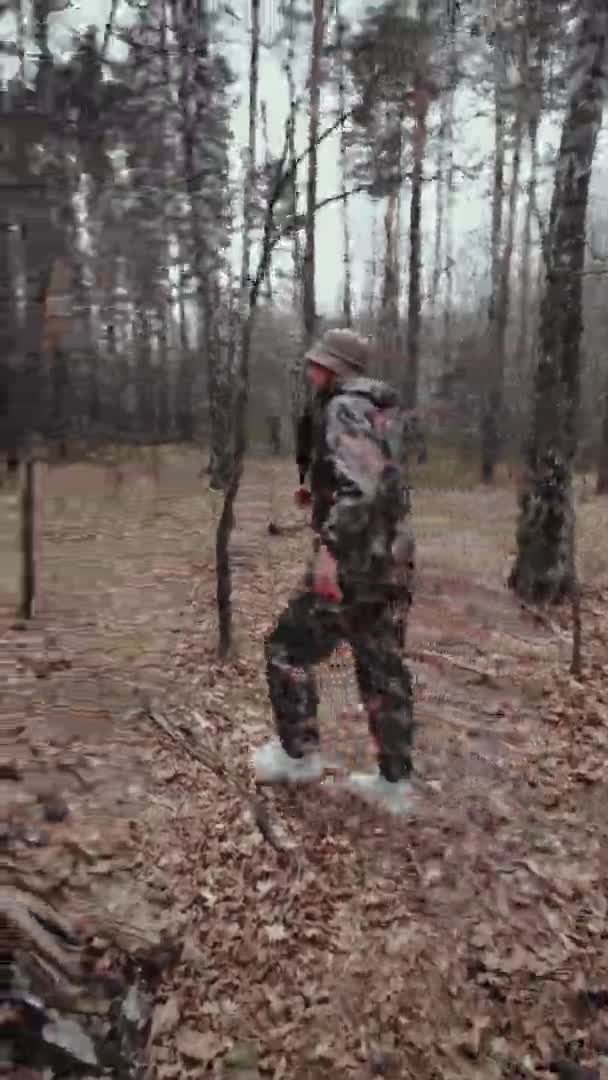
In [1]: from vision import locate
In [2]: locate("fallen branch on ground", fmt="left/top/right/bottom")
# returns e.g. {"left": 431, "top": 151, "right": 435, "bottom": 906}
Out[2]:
{"left": 268, "top": 520, "right": 308, "bottom": 537}
{"left": 412, "top": 648, "right": 500, "bottom": 682}
{"left": 146, "top": 707, "right": 293, "bottom": 855}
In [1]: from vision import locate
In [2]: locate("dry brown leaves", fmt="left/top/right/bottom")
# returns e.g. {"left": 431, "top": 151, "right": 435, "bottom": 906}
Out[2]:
{"left": 3, "top": 456, "right": 608, "bottom": 1079}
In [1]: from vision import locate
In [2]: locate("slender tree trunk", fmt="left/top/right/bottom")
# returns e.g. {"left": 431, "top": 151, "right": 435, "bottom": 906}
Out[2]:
{"left": 216, "top": 0, "right": 260, "bottom": 657}
{"left": 302, "top": 0, "right": 325, "bottom": 350}
{"left": 404, "top": 64, "right": 430, "bottom": 410}
{"left": 19, "top": 456, "right": 45, "bottom": 619}
{"left": 491, "top": 106, "right": 524, "bottom": 466}
{"left": 379, "top": 191, "right": 400, "bottom": 381}
{"left": 480, "top": 26, "right": 506, "bottom": 484}
{"left": 515, "top": 122, "right": 539, "bottom": 382}
{"left": 509, "top": 0, "right": 607, "bottom": 604}
{"left": 260, "top": 101, "right": 274, "bottom": 304}
{"left": 135, "top": 301, "right": 154, "bottom": 435}
{"left": 284, "top": 0, "right": 302, "bottom": 311}
{"left": 173, "top": 0, "right": 224, "bottom": 478}
{"left": 366, "top": 207, "right": 378, "bottom": 328}
{"left": 430, "top": 110, "right": 445, "bottom": 321}
{"left": 441, "top": 5, "right": 457, "bottom": 402}
{"left": 15, "top": 0, "right": 26, "bottom": 80}
{"left": 0, "top": 203, "right": 18, "bottom": 458}
{"left": 283, "top": 0, "right": 304, "bottom": 436}
{"left": 335, "top": 0, "right": 352, "bottom": 327}
{"left": 156, "top": 305, "right": 170, "bottom": 439}
{"left": 158, "top": 0, "right": 174, "bottom": 439}
{"left": 596, "top": 375, "right": 608, "bottom": 493}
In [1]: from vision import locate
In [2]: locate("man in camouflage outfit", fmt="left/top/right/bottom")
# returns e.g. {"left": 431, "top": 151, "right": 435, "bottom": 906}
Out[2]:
{"left": 253, "top": 328, "right": 416, "bottom": 814}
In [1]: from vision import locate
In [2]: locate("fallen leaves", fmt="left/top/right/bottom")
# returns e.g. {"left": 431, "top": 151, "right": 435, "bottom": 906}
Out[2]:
{"left": 150, "top": 996, "right": 181, "bottom": 1043}
{"left": 176, "top": 1027, "right": 225, "bottom": 1064}
{"left": 7, "top": 460, "right": 608, "bottom": 1080}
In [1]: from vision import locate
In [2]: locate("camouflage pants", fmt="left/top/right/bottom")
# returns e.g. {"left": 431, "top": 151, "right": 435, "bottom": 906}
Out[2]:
{"left": 265, "top": 591, "right": 415, "bottom": 782}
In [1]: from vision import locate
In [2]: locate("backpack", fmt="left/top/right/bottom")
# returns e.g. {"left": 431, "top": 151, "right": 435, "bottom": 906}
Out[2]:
{"left": 372, "top": 404, "right": 426, "bottom": 472}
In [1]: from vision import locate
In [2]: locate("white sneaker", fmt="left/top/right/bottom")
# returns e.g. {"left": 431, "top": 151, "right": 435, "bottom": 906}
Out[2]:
{"left": 342, "top": 769, "right": 415, "bottom": 816}
{"left": 253, "top": 740, "right": 323, "bottom": 785}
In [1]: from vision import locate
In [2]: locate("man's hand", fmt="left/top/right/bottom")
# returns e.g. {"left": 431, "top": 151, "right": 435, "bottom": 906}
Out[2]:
{"left": 312, "top": 544, "right": 342, "bottom": 602}
{"left": 294, "top": 486, "right": 312, "bottom": 509}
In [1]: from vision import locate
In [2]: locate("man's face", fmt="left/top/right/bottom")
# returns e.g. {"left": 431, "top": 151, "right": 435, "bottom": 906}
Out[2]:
{"left": 307, "top": 362, "right": 335, "bottom": 392}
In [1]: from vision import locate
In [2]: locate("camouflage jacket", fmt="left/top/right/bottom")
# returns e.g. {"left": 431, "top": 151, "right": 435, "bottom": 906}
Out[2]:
{"left": 297, "top": 377, "right": 414, "bottom": 597}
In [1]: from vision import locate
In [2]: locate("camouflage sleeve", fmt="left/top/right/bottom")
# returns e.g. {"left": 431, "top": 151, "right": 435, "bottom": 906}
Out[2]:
{"left": 320, "top": 393, "right": 386, "bottom": 561}
{"left": 295, "top": 408, "right": 313, "bottom": 485}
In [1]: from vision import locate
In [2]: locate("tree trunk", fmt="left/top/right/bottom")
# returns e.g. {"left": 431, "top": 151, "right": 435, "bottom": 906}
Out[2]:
{"left": 302, "top": 0, "right": 325, "bottom": 351}
{"left": 20, "top": 219, "right": 55, "bottom": 445}
{"left": 158, "top": 0, "right": 174, "bottom": 441}
{"left": 365, "top": 206, "right": 378, "bottom": 327}
{"left": 509, "top": 0, "right": 607, "bottom": 604}
{"left": 379, "top": 191, "right": 400, "bottom": 382}
{"left": 596, "top": 375, "right": 608, "bottom": 493}
{"left": 515, "top": 121, "right": 539, "bottom": 386}
{"left": 216, "top": 0, "right": 261, "bottom": 658}
{"left": 284, "top": 0, "right": 302, "bottom": 312}
{"left": 156, "top": 305, "right": 170, "bottom": 440}
{"left": 487, "top": 103, "right": 524, "bottom": 471}
{"left": 430, "top": 109, "right": 445, "bottom": 321}
{"left": 480, "top": 25, "right": 506, "bottom": 484}
{"left": 20, "top": 457, "right": 45, "bottom": 619}
{"left": 336, "top": 0, "right": 352, "bottom": 328}
{"left": 172, "top": 0, "right": 226, "bottom": 482}
{"left": 135, "top": 302, "right": 154, "bottom": 436}
{"left": 404, "top": 63, "right": 430, "bottom": 410}
{"left": 260, "top": 101, "right": 274, "bottom": 304}
{"left": 440, "top": 2, "right": 457, "bottom": 402}
{"left": 0, "top": 203, "right": 18, "bottom": 458}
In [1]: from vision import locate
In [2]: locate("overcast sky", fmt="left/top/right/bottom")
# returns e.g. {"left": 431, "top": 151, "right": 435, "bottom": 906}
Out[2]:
{"left": 1, "top": 0, "right": 606, "bottom": 317}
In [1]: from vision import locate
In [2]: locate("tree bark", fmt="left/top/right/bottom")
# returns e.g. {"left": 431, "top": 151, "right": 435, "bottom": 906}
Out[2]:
{"left": 480, "top": 23, "right": 506, "bottom": 484}
{"left": 0, "top": 202, "right": 18, "bottom": 458}
{"left": 336, "top": 0, "right": 352, "bottom": 328}
{"left": 487, "top": 101, "right": 524, "bottom": 473}
{"left": 509, "top": 0, "right": 607, "bottom": 604}
{"left": 216, "top": 0, "right": 260, "bottom": 658}
{"left": 284, "top": 0, "right": 302, "bottom": 312}
{"left": 379, "top": 190, "right": 400, "bottom": 382}
{"left": 366, "top": 206, "right": 379, "bottom": 327}
{"left": 596, "top": 374, "right": 608, "bottom": 493}
{"left": 302, "top": 0, "right": 325, "bottom": 351}
{"left": 20, "top": 457, "right": 45, "bottom": 619}
{"left": 440, "top": 1, "right": 457, "bottom": 402}
{"left": 430, "top": 109, "right": 445, "bottom": 322}
{"left": 260, "top": 101, "right": 274, "bottom": 304}
{"left": 172, "top": 0, "right": 226, "bottom": 482}
{"left": 515, "top": 120, "right": 539, "bottom": 396}
{"left": 404, "top": 57, "right": 430, "bottom": 410}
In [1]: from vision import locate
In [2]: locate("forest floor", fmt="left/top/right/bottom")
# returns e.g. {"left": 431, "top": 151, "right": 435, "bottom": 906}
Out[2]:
{"left": 3, "top": 446, "right": 608, "bottom": 1080}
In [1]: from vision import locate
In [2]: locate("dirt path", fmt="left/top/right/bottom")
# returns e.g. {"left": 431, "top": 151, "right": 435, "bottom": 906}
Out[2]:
{"left": 3, "top": 451, "right": 608, "bottom": 1079}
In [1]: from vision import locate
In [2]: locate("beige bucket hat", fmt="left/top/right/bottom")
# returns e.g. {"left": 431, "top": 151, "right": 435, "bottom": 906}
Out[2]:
{"left": 305, "top": 328, "right": 370, "bottom": 376}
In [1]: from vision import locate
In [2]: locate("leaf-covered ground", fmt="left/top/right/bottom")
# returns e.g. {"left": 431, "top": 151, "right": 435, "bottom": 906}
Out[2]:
{"left": 3, "top": 448, "right": 608, "bottom": 1079}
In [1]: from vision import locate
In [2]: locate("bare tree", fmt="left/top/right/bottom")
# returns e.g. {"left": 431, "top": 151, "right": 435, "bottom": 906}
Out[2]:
{"left": 216, "top": 0, "right": 261, "bottom": 657}
{"left": 509, "top": 0, "right": 607, "bottom": 604}
{"left": 302, "top": 0, "right": 325, "bottom": 351}
{"left": 282, "top": 0, "right": 302, "bottom": 312}
{"left": 335, "top": 0, "right": 353, "bottom": 327}
{"left": 404, "top": 0, "right": 434, "bottom": 411}
{"left": 480, "top": 15, "right": 507, "bottom": 483}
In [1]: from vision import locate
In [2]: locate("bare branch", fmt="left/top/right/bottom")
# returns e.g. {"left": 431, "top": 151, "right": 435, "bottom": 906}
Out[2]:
{"left": 278, "top": 171, "right": 441, "bottom": 238}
